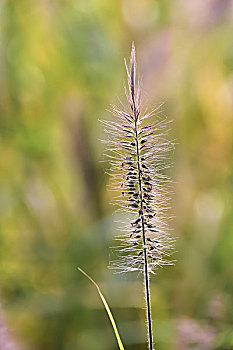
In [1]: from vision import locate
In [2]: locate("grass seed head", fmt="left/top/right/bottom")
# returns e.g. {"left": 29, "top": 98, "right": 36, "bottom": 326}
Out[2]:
{"left": 102, "top": 43, "right": 174, "bottom": 274}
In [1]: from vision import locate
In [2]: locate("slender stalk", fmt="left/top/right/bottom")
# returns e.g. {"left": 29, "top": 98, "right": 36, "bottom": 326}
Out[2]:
{"left": 133, "top": 94, "right": 154, "bottom": 350}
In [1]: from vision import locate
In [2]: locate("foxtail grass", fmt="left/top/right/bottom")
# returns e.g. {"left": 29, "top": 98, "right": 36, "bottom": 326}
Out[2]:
{"left": 102, "top": 43, "right": 175, "bottom": 350}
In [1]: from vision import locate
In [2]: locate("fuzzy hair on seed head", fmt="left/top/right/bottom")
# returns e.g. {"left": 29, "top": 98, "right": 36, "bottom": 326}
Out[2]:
{"left": 101, "top": 43, "right": 174, "bottom": 274}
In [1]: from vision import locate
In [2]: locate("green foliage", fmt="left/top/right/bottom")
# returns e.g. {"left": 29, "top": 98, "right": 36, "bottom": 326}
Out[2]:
{"left": 78, "top": 268, "right": 125, "bottom": 350}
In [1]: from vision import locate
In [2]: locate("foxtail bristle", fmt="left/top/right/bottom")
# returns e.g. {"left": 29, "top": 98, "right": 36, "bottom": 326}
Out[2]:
{"left": 102, "top": 43, "right": 174, "bottom": 274}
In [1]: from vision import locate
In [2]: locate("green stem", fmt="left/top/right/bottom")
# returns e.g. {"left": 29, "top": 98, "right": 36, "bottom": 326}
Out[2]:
{"left": 134, "top": 118, "right": 154, "bottom": 350}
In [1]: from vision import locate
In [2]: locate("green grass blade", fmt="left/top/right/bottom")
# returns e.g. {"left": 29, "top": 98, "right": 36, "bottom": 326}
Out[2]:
{"left": 78, "top": 267, "right": 125, "bottom": 350}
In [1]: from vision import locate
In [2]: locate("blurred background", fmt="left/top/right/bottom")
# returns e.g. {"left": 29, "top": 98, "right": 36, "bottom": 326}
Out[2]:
{"left": 0, "top": 0, "right": 233, "bottom": 349}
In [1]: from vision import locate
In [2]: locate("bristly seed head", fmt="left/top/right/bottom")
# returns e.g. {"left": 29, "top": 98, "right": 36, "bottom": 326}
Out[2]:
{"left": 102, "top": 43, "right": 174, "bottom": 273}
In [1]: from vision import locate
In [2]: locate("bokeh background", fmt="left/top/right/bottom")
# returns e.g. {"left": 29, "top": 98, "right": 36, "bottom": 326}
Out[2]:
{"left": 0, "top": 1, "right": 233, "bottom": 349}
